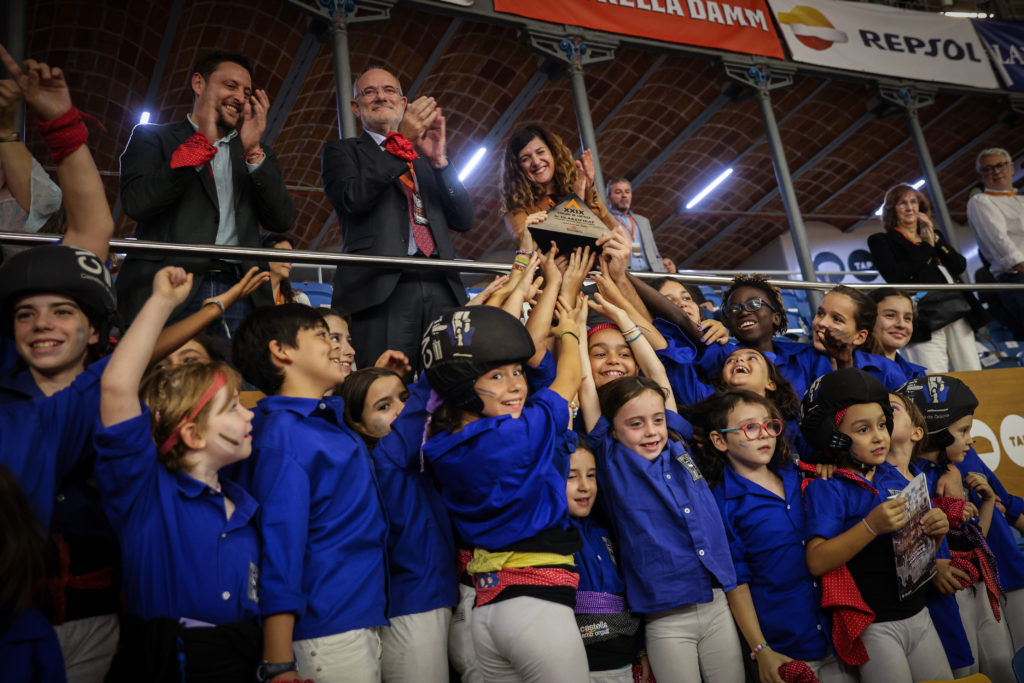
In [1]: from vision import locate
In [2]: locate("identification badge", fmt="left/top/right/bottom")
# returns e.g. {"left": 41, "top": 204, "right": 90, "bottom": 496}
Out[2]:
{"left": 412, "top": 192, "right": 429, "bottom": 225}
{"left": 676, "top": 449, "right": 704, "bottom": 482}
{"left": 248, "top": 561, "right": 260, "bottom": 604}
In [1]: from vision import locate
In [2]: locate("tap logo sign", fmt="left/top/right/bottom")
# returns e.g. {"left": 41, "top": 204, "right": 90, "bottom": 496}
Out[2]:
{"left": 775, "top": 5, "right": 847, "bottom": 51}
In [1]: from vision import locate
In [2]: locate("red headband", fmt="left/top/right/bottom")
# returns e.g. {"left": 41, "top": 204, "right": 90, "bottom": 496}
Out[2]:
{"left": 587, "top": 322, "right": 619, "bottom": 338}
{"left": 834, "top": 407, "right": 849, "bottom": 427}
{"left": 157, "top": 370, "right": 228, "bottom": 456}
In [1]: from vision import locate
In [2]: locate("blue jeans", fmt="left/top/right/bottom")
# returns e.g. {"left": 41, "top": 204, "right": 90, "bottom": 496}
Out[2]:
{"left": 170, "top": 270, "right": 255, "bottom": 344}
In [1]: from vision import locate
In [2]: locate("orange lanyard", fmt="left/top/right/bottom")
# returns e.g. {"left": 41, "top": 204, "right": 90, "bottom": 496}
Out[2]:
{"left": 613, "top": 213, "right": 637, "bottom": 240}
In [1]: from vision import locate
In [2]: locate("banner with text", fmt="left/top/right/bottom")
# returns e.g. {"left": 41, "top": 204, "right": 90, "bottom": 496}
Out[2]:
{"left": 493, "top": 0, "right": 785, "bottom": 59}
{"left": 972, "top": 19, "right": 1024, "bottom": 91}
{"left": 767, "top": 0, "right": 999, "bottom": 88}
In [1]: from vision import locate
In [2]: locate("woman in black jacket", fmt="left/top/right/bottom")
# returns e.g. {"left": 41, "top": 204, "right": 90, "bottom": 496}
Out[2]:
{"left": 867, "top": 184, "right": 986, "bottom": 372}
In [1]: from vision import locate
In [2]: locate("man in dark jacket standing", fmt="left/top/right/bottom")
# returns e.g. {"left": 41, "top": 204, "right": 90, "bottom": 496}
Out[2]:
{"left": 117, "top": 51, "right": 296, "bottom": 333}
{"left": 322, "top": 66, "right": 474, "bottom": 371}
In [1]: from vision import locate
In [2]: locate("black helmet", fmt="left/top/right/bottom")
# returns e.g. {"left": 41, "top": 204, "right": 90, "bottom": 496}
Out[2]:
{"left": 800, "top": 368, "right": 893, "bottom": 466}
{"left": 0, "top": 245, "right": 118, "bottom": 354}
{"left": 897, "top": 375, "right": 977, "bottom": 460}
{"left": 421, "top": 306, "right": 535, "bottom": 413}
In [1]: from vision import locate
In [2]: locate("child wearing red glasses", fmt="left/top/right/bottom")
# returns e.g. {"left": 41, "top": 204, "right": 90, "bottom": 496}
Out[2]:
{"left": 691, "top": 390, "right": 855, "bottom": 683}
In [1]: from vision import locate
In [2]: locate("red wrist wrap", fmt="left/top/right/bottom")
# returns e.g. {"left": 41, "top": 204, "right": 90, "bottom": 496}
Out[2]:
{"left": 36, "top": 106, "right": 93, "bottom": 163}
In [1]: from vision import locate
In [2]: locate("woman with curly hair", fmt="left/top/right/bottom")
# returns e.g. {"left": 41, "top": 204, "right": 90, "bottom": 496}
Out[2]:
{"left": 500, "top": 125, "right": 618, "bottom": 246}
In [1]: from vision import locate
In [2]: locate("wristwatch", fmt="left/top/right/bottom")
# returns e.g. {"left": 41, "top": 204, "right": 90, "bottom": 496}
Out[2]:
{"left": 256, "top": 660, "right": 298, "bottom": 682}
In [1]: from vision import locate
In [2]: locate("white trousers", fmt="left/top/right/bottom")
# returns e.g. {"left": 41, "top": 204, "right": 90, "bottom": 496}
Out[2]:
{"left": 643, "top": 589, "right": 744, "bottom": 683}
{"left": 380, "top": 607, "right": 451, "bottom": 683}
{"left": 471, "top": 596, "right": 590, "bottom": 683}
{"left": 955, "top": 583, "right": 1014, "bottom": 683}
{"left": 804, "top": 654, "right": 859, "bottom": 683}
{"left": 902, "top": 317, "right": 980, "bottom": 373}
{"left": 55, "top": 614, "right": 119, "bottom": 683}
{"left": 1003, "top": 587, "right": 1024, "bottom": 654}
{"left": 294, "top": 627, "right": 382, "bottom": 683}
{"left": 450, "top": 584, "right": 484, "bottom": 683}
{"left": 857, "top": 608, "right": 952, "bottom": 683}
{"left": 588, "top": 666, "right": 633, "bottom": 683}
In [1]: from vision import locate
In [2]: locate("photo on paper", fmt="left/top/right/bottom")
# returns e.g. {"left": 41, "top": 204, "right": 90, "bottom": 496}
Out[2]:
{"left": 892, "top": 472, "right": 937, "bottom": 601}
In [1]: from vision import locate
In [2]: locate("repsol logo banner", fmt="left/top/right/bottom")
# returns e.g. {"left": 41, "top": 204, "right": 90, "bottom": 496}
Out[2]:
{"left": 494, "top": 0, "right": 785, "bottom": 59}
{"left": 767, "top": 0, "right": 999, "bottom": 88}
{"left": 972, "top": 19, "right": 1024, "bottom": 91}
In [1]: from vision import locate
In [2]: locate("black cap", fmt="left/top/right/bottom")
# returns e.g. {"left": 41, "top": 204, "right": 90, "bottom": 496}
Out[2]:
{"left": 898, "top": 375, "right": 978, "bottom": 453}
{"left": 0, "top": 245, "right": 118, "bottom": 352}
{"left": 422, "top": 306, "right": 535, "bottom": 413}
{"left": 800, "top": 368, "right": 893, "bottom": 462}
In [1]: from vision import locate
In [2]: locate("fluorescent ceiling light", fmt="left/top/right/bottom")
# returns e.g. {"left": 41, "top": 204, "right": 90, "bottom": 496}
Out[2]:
{"left": 139, "top": 111, "right": 151, "bottom": 125}
{"left": 686, "top": 168, "right": 733, "bottom": 209}
{"left": 942, "top": 11, "right": 992, "bottom": 17}
{"left": 458, "top": 147, "right": 487, "bottom": 182}
{"left": 875, "top": 179, "right": 925, "bottom": 216}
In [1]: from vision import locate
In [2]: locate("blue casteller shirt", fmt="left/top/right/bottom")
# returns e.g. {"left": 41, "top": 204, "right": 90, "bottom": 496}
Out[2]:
{"left": 370, "top": 376, "right": 457, "bottom": 618}
{"left": 588, "top": 410, "right": 736, "bottom": 613}
{"left": 853, "top": 351, "right": 912, "bottom": 391}
{"left": 892, "top": 353, "right": 926, "bottom": 385}
{"left": 2, "top": 606, "right": 67, "bottom": 683}
{"left": 243, "top": 394, "right": 389, "bottom": 640}
{"left": 93, "top": 408, "right": 260, "bottom": 624}
{"left": 713, "top": 464, "right": 831, "bottom": 660}
{"left": 571, "top": 515, "right": 627, "bottom": 596}
{"left": 0, "top": 355, "right": 108, "bottom": 528}
{"left": 652, "top": 318, "right": 714, "bottom": 407}
{"left": 422, "top": 388, "right": 573, "bottom": 550}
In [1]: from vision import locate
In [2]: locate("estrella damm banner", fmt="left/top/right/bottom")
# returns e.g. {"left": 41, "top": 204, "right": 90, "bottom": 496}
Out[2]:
{"left": 493, "top": 0, "right": 786, "bottom": 59}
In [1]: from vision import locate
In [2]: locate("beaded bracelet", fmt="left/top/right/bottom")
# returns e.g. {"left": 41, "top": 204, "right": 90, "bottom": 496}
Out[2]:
{"left": 515, "top": 249, "right": 535, "bottom": 256}
{"left": 749, "top": 642, "right": 768, "bottom": 660}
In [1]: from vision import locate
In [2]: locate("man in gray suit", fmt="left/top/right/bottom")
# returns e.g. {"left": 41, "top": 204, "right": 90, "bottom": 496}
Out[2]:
{"left": 118, "top": 51, "right": 296, "bottom": 332}
{"left": 322, "top": 67, "right": 474, "bottom": 371}
{"left": 606, "top": 177, "right": 674, "bottom": 273}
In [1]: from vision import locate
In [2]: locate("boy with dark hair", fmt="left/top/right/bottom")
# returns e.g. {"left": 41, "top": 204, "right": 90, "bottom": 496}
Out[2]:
{"left": 232, "top": 304, "right": 389, "bottom": 683}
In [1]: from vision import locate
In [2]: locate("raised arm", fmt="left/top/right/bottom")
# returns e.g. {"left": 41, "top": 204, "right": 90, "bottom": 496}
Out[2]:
{"left": 549, "top": 295, "right": 583, "bottom": 403}
{"left": 593, "top": 271, "right": 666, "bottom": 350}
{"left": 149, "top": 267, "right": 268, "bottom": 366}
{"left": 525, "top": 246, "right": 563, "bottom": 366}
{"left": 0, "top": 45, "right": 112, "bottom": 261}
{"left": 596, "top": 226, "right": 650, "bottom": 319}
{"left": 0, "top": 79, "right": 32, "bottom": 213}
{"left": 101, "top": 267, "right": 193, "bottom": 427}
{"left": 574, "top": 295, "right": 600, "bottom": 433}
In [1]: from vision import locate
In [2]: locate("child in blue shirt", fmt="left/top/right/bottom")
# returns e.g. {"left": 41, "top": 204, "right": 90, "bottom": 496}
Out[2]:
{"left": 811, "top": 286, "right": 908, "bottom": 390}
{"left": 421, "top": 301, "right": 590, "bottom": 682}
{"left": 576, "top": 307, "right": 741, "bottom": 683}
{"left": 869, "top": 289, "right": 927, "bottom": 385}
{"left": 899, "top": 375, "right": 1017, "bottom": 680}
{"left": 801, "top": 368, "right": 951, "bottom": 682}
{"left": 690, "top": 389, "right": 854, "bottom": 683}
{"left": 339, "top": 366, "right": 457, "bottom": 683}
{"left": 231, "top": 304, "right": 389, "bottom": 683}
{"left": 95, "top": 267, "right": 261, "bottom": 682}
{"left": 565, "top": 436, "right": 646, "bottom": 682}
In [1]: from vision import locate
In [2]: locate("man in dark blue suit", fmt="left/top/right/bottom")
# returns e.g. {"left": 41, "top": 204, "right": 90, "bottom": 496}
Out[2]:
{"left": 117, "top": 51, "right": 296, "bottom": 333}
{"left": 322, "top": 67, "right": 474, "bottom": 371}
